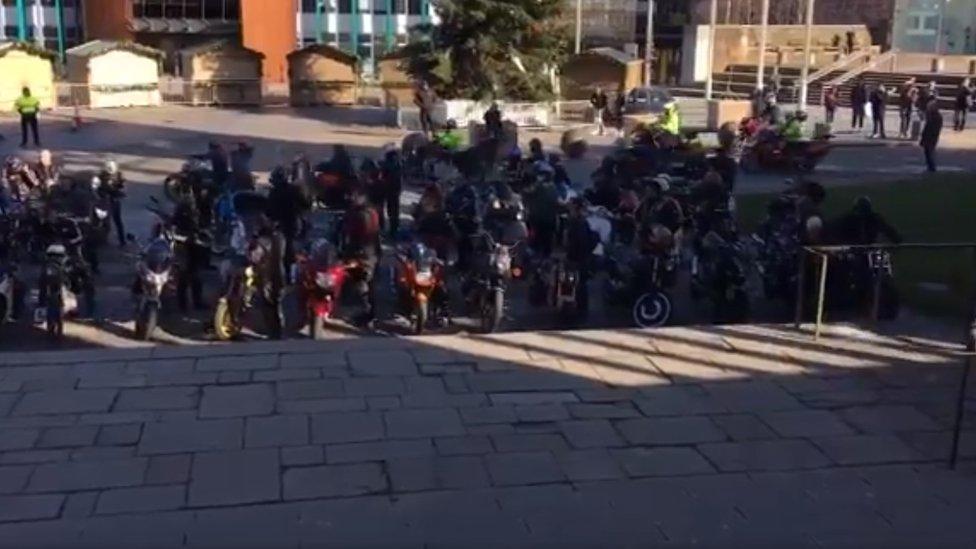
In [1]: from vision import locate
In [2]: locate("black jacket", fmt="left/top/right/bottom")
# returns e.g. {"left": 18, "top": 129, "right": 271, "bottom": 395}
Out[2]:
{"left": 267, "top": 183, "right": 309, "bottom": 238}
{"left": 830, "top": 212, "right": 902, "bottom": 246}
{"left": 564, "top": 216, "right": 598, "bottom": 265}
{"left": 920, "top": 110, "right": 943, "bottom": 147}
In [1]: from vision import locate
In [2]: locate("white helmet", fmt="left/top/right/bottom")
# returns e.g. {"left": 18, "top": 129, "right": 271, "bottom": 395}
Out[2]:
{"left": 39, "top": 149, "right": 52, "bottom": 167}
{"left": 91, "top": 175, "right": 102, "bottom": 189}
{"left": 104, "top": 160, "right": 118, "bottom": 175}
{"left": 652, "top": 174, "right": 672, "bottom": 193}
{"left": 45, "top": 244, "right": 66, "bottom": 257}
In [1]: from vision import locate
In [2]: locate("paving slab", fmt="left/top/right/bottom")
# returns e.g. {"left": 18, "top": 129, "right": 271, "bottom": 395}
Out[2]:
{"left": 13, "top": 389, "right": 116, "bottom": 416}
{"left": 37, "top": 425, "right": 99, "bottom": 448}
{"left": 710, "top": 414, "right": 779, "bottom": 441}
{"left": 326, "top": 439, "right": 435, "bottom": 463}
{"left": 96, "top": 485, "right": 186, "bottom": 515}
{"left": 612, "top": 447, "right": 716, "bottom": 477}
{"left": 699, "top": 440, "right": 833, "bottom": 472}
{"left": 387, "top": 456, "right": 490, "bottom": 492}
{"left": 485, "top": 451, "right": 566, "bottom": 486}
{"left": 616, "top": 417, "right": 727, "bottom": 446}
{"left": 188, "top": 449, "right": 281, "bottom": 507}
{"left": 0, "top": 494, "right": 65, "bottom": 522}
{"left": 310, "top": 411, "right": 384, "bottom": 444}
{"left": 280, "top": 445, "right": 325, "bottom": 467}
{"left": 811, "top": 434, "right": 926, "bottom": 465}
{"left": 559, "top": 420, "right": 627, "bottom": 449}
{"left": 840, "top": 405, "right": 943, "bottom": 434}
{"left": 760, "top": 409, "right": 857, "bottom": 438}
{"left": 348, "top": 350, "right": 417, "bottom": 376}
{"left": 555, "top": 449, "right": 626, "bottom": 481}
{"left": 27, "top": 457, "right": 147, "bottom": 492}
{"left": 0, "top": 465, "right": 32, "bottom": 494}
{"left": 275, "top": 379, "right": 344, "bottom": 400}
{"left": 199, "top": 384, "right": 275, "bottom": 418}
{"left": 384, "top": 409, "right": 464, "bottom": 439}
{"left": 145, "top": 454, "right": 192, "bottom": 485}
{"left": 114, "top": 386, "right": 198, "bottom": 411}
{"left": 491, "top": 433, "right": 569, "bottom": 453}
{"left": 246, "top": 415, "right": 309, "bottom": 448}
{"left": 139, "top": 419, "right": 243, "bottom": 455}
{"left": 196, "top": 354, "right": 279, "bottom": 372}
{"left": 434, "top": 435, "right": 493, "bottom": 456}
{"left": 283, "top": 463, "right": 386, "bottom": 499}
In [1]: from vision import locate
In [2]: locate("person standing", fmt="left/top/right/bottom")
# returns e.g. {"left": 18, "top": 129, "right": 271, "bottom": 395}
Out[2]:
{"left": 870, "top": 84, "right": 888, "bottom": 139}
{"left": 590, "top": 87, "right": 608, "bottom": 136}
{"left": 920, "top": 101, "right": 943, "bottom": 173}
{"left": 823, "top": 86, "right": 838, "bottom": 124}
{"left": 953, "top": 78, "right": 972, "bottom": 131}
{"left": 414, "top": 82, "right": 435, "bottom": 138}
{"left": 380, "top": 145, "right": 403, "bottom": 237}
{"left": 898, "top": 78, "right": 917, "bottom": 138}
{"left": 14, "top": 87, "right": 41, "bottom": 148}
{"left": 851, "top": 79, "right": 868, "bottom": 130}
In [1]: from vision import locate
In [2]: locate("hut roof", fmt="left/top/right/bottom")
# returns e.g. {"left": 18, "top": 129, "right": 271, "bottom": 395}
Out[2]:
{"left": 287, "top": 43, "right": 358, "bottom": 65}
{"left": 180, "top": 39, "right": 264, "bottom": 59}
{"left": 578, "top": 47, "right": 640, "bottom": 66}
{"left": 67, "top": 40, "right": 164, "bottom": 60}
{"left": 0, "top": 41, "right": 57, "bottom": 60}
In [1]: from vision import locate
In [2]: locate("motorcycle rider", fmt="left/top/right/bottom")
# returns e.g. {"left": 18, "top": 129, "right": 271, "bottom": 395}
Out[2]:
{"left": 97, "top": 160, "right": 127, "bottom": 247}
{"left": 316, "top": 145, "right": 357, "bottom": 209}
{"left": 60, "top": 175, "right": 100, "bottom": 275}
{"left": 379, "top": 144, "right": 403, "bottom": 236}
{"left": 658, "top": 102, "right": 682, "bottom": 137}
{"left": 37, "top": 211, "right": 95, "bottom": 318}
{"left": 229, "top": 141, "right": 255, "bottom": 190}
{"left": 762, "top": 93, "right": 785, "bottom": 127}
{"left": 527, "top": 138, "right": 546, "bottom": 163}
{"left": 202, "top": 141, "right": 229, "bottom": 189}
{"left": 586, "top": 157, "right": 622, "bottom": 211}
{"left": 563, "top": 197, "right": 599, "bottom": 316}
{"left": 170, "top": 193, "right": 206, "bottom": 312}
{"left": 523, "top": 161, "right": 560, "bottom": 258}
{"left": 638, "top": 174, "right": 684, "bottom": 235}
{"left": 413, "top": 184, "right": 456, "bottom": 262}
{"left": 339, "top": 186, "right": 382, "bottom": 325}
{"left": 267, "top": 166, "right": 311, "bottom": 272}
{"left": 33, "top": 149, "right": 60, "bottom": 198}
{"left": 360, "top": 158, "right": 385, "bottom": 218}
{"left": 830, "top": 196, "right": 902, "bottom": 246}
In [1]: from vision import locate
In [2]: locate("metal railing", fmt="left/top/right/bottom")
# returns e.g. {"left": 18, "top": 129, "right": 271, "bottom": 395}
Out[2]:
{"left": 823, "top": 49, "right": 899, "bottom": 90}
{"left": 806, "top": 48, "right": 871, "bottom": 86}
{"left": 793, "top": 242, "right": 975, "bottom": 469}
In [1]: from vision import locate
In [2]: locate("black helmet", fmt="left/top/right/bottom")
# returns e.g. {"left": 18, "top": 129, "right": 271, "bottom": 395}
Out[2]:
{"left": 854, "top": 196, "right": 873, "bottom": 215}
{"left": 269, "top": 166, "right": 288, "bottom": 187}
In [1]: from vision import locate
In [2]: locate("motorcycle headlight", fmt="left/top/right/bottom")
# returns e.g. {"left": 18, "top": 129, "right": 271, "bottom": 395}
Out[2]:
{"left": 315, "top": 271, "right": 336, "bottom": 289}
{"left": 95, "top": 208, "right": 108, "bottom": 220}
{"left": 146, "top": 271, "right": 168, "bottom": 287}
{"left": 492, "top": 199, "right": 502, "bottom": 209}
{"left": 414, "top": 270, "right": 433, "bottom": 286}
{"left": 494, "top": 251, "right": 511, "bottom": 275}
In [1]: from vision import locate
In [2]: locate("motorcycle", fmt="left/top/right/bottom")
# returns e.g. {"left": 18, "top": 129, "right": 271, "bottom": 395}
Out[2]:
{"left": 605, "top": 228, "right": 677, "bottom": 328}
{"left": 294, "top": 239, "right": 352, "bottom": 339}
{"left": 394, "top": 242, "right": 446, "bottom": 335}
{"left": 829, "top": 249, "right": 900, "bottom": 321}
{"left": 36, "top": 237, "right": 95, "bottom": 340}
{"left": 753, "top": 219, "right": 800, "bottom": 302}
{"left": 464, "top": 233, "right": 521, "bottom": 333}
{"left": 741, "top": 133, "right": 832, "bottom": 173}
{"left": 0, "top": 262, "right": 18, "bottom": 331}
{"left": 691, "top": 230, "right": 751, "bottom": 324}
{"left": 133, "top": 235, "right": 174, "bottom": 341}
{"left": 212, "top": 217, "right": 280, "bottom": 341}
{"left": 164, "top": 157, "right": 214, "bottom": 202}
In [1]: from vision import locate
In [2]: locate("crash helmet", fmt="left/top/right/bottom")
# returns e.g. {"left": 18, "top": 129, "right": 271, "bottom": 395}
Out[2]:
{"left": 40, "top": 150, "right": 53, "bottom": 167}
{"left": 853, "top": 196, "right": 873, "bottom": 216}
{"left": 533, "top": 160, "right": 555, "bottom": 181}
{"left": 4, "top": 156, "right": 24, "bottom": 173}
{"left": 90, "top": 175, "right": 102, "bottom": 190}
{"left": 650, "top": 173, "right": 672, "bottom": 194}
{"left": 444, "top": 119, "right": 458, "bottom": 130}
{"left": 269, "top": 166, "right": 289, "bottom": 187}
{"left": 45, "top": 243, "right": 67, "bottom": 258}
{"left": 104, "top": 159, "right": 118, "bottom": 175}
{"left": 794, "top": 110, "right": 808, "bottom": 122}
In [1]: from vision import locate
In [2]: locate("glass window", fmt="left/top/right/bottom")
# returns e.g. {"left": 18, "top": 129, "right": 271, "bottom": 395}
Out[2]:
{"left": 906, "top": 11, "right": 938, "bottom": 36}
{"left": 408, "top": 0, "right": 421, "bottom": 15}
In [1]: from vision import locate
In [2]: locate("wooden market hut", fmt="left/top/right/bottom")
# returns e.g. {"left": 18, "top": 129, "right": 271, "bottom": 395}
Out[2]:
{"left": 0, "top": 42, "right": 56, "bottom": 112}
{"left": 376, "top": 50, "right": 414, "bottom": 107}
{"left": 560, "top": 47, "right": 643, "bottom": 101}
{"left": 179, "top": 40, "right": 264, "bottom": 106}
{"left": 287, "top": 44, "right": 359, "bottom": 106}
{"left": 66, "top": 40, "right": 163, "bottom": 109}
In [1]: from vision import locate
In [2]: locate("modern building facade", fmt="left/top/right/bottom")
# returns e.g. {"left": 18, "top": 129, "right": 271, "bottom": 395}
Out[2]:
{"left": 0, "top": 0, "right": 85, "bottom": 56}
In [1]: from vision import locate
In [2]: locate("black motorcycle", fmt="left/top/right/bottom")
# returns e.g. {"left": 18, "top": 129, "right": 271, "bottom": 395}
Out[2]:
{"left": 691, "top": 230, "right": 751, "bottom": 324}
{"left": 753, "top": 219, "right": 800, "bottom": 302}
{"left": 829, "top": 249, "right": 900, "bottom": 320}
{"left": 164, "top": 157, "right": 214, "bottom": 203}
{"left": 464, "top": 232, "right": 521, "bottom": 333}
{"left": 605, "top": 239, "right": 676, "bottom": 329}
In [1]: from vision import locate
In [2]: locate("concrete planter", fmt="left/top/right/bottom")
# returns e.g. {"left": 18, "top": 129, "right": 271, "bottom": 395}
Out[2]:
{"left": 432, "top": 99, "right": 550, "bottom": 128}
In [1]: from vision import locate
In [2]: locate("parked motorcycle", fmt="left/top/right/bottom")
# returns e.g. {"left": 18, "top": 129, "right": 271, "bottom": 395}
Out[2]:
{"left": 163, "top": 158, "right": 213, "bottom": 202}
{"left": 394, "top": 241, "right": 446, "bottom": 335}
{"left": 212, "top": 216, "right": 281, "bottom": 341}
{"left": 691, "top": 230, "right": 751, "bottom": 324}
{"left": 36, "top": 240, "right": 95, "bottom": 339}
{"left": 605, "top": 228, "right": 677, "bottom": 328}
{"left": 0, "top": 262, "right": 18, "bottom": 331}
{"left": 464, "top": 233, "right": 521, "bottom": 333}
{"left": 295, "top": 239, "right": 352, "bottom": 339}
{"left": 133, "top": 236, "right": 174, "bottom": 341}
{"left": 829, "top": 249, "right": 900, "bottom": 320}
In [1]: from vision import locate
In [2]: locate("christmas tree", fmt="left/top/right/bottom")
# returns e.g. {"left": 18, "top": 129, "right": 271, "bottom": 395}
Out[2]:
{"left": 402, "top": 0, "right": 569, "bottom": 102}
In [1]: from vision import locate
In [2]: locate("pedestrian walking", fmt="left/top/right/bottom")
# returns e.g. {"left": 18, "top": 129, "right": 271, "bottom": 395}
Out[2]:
{"left": 953, "top": 78, "right": 972, "bottom": 131}
{"left": 823, "top": 86, "right": 837, "bottom": 124}
{"left": 590, "top": 87, "right": 608, "bottom": 136}
{"left": 14, "top": 87, "right": 41, "bottom": 148}
{"left": 920, "top": 101, "right": 943, "bottom": 173}
{"left": 851, "top": 79, "right": 868, "bottom": 130}
{"left": 898, "top": 77, "right": 917, "bottom": 138}
{"left": 870, "top": 84, "right": 888, "bottom": 139}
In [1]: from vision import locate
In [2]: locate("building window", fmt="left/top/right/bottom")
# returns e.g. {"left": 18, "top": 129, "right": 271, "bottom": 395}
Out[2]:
{"left": 905, "top": 11, "right": 939, "bottom": 36}
{"left": 408, "top": 0, "right": 422, "bottom": 15}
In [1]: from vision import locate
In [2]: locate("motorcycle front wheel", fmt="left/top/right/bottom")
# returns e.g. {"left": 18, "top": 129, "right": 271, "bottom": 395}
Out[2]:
{"left": 310, "top": 311, "right": 327, "bottom": 340}
{"left": 480, "top": 288, "right": 504, "bottom": 334}
{"left": 213, "top": 298, "right": 241, "bottom": 341}
{"left": 633, "top": 291, "right": 672, "bottom": 328}
{"left": 46, "top": 303, "right": 64, "bottom": 339}
{"left": 135, "top": 301, "right": 159, "bottom": 341}
{"left": 413, "top": 299, "right": 429, "bottom": 335}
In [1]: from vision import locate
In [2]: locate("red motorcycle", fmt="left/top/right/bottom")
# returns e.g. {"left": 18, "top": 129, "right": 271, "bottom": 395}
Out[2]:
{"left": 295, "top": 240, "right": 352, "bottom": 339}
{"left": 739, "top": 118, "right": 832, "bottom": 173}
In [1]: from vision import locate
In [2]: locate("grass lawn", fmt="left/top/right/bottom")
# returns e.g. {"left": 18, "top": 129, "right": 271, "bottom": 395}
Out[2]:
{"left": 735, "top": 172, "right": 976, "bottom": 319}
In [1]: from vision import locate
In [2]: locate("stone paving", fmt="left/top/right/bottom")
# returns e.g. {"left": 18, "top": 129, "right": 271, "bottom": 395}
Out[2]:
{"left": 0, "top": 323, "right": 974, "bottom": 547}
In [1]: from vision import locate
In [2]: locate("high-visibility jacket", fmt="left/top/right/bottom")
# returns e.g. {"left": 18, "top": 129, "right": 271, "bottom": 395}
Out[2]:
{"left": 779, "top": 119, "right": 803, "bottom": 142}
{"left": 659, "top": 106, "right": 681, "bottom": 136}
{"left": 14, "top": 95, "right": 40, "bottom": 115}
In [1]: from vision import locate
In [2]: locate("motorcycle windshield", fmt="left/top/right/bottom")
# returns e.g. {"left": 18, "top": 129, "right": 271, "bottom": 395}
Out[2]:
{"left": 143, "top": 240, "right": 173, "bottom": 272}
